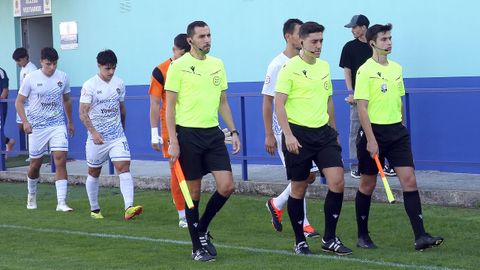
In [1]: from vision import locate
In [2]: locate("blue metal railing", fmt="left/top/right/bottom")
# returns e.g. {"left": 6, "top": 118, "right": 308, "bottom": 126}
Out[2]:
{"left": 2, "top": 87, "right": 480, "bottom": 177}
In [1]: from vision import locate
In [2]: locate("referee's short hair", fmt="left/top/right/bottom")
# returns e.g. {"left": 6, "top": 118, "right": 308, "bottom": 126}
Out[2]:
{"left": 187, "top": 21, "right": 208, "bottom": 37}
{"left": 299, "top": 22, "right": 325, "bottom": 39}
{"left": 366, "top": 23, "right": 393, "bottom": 43}
{"left": 96, "top": 49, "right": 117, "bottom": 66}
{"left": 283, "top": 18, "right": 303, "bottom": 39}
{"left": 174, "top": 33, "right": 191, "bottom": 52}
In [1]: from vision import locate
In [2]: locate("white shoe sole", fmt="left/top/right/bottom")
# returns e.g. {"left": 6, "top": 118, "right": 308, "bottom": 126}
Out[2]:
{"left": 56, "top": 205, "right": 74, "bottom": 212}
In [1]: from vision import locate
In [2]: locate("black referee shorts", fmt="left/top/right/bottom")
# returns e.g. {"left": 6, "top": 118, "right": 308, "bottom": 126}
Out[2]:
{"left": 282, "top": 123, "right": 343, "bottom": 181}
{"left": 356, "top": 123, "right": 414, "bottom": 175}
{"left": 176, "top": 125, "right": 232, "bottom": 180}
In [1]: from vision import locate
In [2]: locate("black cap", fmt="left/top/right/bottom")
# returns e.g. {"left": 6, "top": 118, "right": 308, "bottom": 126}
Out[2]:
{"left": 366, "top": 23, "right": 392, "bottom": 42}
{"left": 344, "top": 14, "right": 370, "bottom": 28}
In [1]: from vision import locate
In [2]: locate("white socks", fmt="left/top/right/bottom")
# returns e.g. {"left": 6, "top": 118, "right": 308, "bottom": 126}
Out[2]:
{"left": 27, "top": 177, "right": 38, "bottom": 195}
{"left": 55, "top": 179, "right": 68, "bottom": 205}
{"left": 303, "top": 198, "right": 310, "bottom": 226}
{"left": 273, "top": 182, "right": 291, "bottom": 210}
{"left": 86, "top": 175, "right": 100, "bottom": 211}
{"left": 178, "top": 209, "right": 186, "bottom": 219}
{"left": 274, "top": 182, "right": 310, "bottom": 226}
{"left": 119, "top": 172, "right": 134, "bottom": 210}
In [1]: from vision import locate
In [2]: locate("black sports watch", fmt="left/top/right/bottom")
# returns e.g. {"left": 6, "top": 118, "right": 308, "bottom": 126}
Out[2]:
{"left": 230, "top": 129, "right": 239, "bottom": 136}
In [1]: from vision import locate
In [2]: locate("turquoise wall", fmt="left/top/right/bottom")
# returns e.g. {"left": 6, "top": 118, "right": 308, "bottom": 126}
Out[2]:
{"left": 1, "top": 0, "right": 478, "bottom": 88}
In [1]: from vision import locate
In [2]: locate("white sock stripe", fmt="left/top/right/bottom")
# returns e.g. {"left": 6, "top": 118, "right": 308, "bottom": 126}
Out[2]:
{"left": 0, "top": 224, "right": 460, "bottom": 270}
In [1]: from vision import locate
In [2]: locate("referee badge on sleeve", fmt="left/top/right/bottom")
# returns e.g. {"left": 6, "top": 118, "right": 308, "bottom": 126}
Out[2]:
{"left": 213, "top": 76, "right": 220, "bottom": 86}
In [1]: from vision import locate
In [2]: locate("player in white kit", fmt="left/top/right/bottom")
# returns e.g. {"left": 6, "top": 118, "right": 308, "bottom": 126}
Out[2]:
{"left": 263, "top": 19, "right": 320, "bottom": 238}
{"left": 79, "top": 49, "right": 143, "bottom": 220}
{"left": 13, "top": 47, "right": 37, "bottom": 158}
{"left": 13, "top": 47, "right": 37, "bottom": 126}
{"left": 15, "top": 47, "right": 74, "bottom": 212}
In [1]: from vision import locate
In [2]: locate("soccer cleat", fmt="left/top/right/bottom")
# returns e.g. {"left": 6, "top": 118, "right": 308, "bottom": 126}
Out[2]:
{"left": 56, "top": 203, "right": 73, "bottom": 212}
{"left": 357, "top": 234, "right": 377, "bottom": 249}
{"left": 199, "top": 231, "right": 217, "bottom": 257}
{"left": 415, "top": 233, "right": 444, "bottom": 251}
{"left": 321, "top": 236, "right": 353, "bottom": 255}
{"left": 90, "top": 210, "right": 104, "bottom": 219}
{"left": 124, "top": 205, "right": 143, "bottom": 220}
{"left": 27, "top": 193, "right": 37, "bottom": 209}
{"left": 303, "top": 225, "right": 320, "bottom": 238}
{"left": 294, "top": 241, "right": 313, "bottom": 255}
{"left": 383, "top": 164, "right": 396, "bottom": 176}
{"left": 178, "top": 217, "right": 188, "bottom": 228}
{"left": 350, "top": 170, "right": 361, "bottom": 179}
{"left": 266, "top": 198, "right": 284, "bottom": 232}
{"left": 191, "top": 248, "right": 215, "bottom": 262}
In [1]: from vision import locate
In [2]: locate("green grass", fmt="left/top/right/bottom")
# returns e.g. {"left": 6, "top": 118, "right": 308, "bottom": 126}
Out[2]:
{"left": 5, "top": 154, "right": 30, "bottom": 168}
{"left": 5, "top": 154, "right": 50, "bottom": 168}
{"left": 0, "top": 182, "right": 478, "bottom": 270}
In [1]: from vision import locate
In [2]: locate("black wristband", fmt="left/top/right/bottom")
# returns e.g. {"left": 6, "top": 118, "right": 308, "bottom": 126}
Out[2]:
{"left": 230, "top": 130, "right": 239, "bottom": 136}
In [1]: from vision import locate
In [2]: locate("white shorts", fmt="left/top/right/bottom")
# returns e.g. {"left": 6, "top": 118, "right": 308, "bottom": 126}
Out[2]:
{"left": 28, "top": 126, "right": 69, "bottom": 159}
{"left": 274, "top": 133, "right": 319, "bottom": 173}
{"left": 86, "top": 137, "right": 131, "bottom": 168}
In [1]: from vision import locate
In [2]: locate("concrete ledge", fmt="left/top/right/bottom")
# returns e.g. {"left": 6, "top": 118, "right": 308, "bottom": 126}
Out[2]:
{"left": 1, "top": 171, "right": 478, "bottom": 208}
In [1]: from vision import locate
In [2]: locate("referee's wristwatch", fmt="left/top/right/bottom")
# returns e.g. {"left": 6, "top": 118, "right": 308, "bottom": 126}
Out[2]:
{"left": 230, "top": 129, "right": 239, "bottom": 136}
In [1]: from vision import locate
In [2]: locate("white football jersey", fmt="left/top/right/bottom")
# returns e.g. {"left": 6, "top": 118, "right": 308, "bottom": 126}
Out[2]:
{"left": 261, "top": 53, "right": 290, "bottom": 135}
{"left": 20, "top": 62, "right": 37, "bottom": 86}
{"left": 19, "top": 69, "right": 70, "bottom": 129}
{"left": 80, "top": 74, "right": 126, "bottom": 142}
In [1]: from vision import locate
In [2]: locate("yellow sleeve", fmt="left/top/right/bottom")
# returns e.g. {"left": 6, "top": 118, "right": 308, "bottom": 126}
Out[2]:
{"left": 354, "top": 67, "right": 370, "bottom": 100}
{"left": 398, "top": 66, "right": 406, "bottom": 97}
{"left": 164, "top": 61, "right": 181, "bottom": 93}
{"left": 325, "top": 63, "right": 333, "bottom": 97}
{"left": 275, "top": 64, "right": 292, "bottom": 95}
{"left": 220, "top": 60, "right": 228, "bottom": 91}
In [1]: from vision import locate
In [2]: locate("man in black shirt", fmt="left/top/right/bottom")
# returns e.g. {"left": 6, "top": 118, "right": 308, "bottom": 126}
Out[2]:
{"left": 339, "top": 14, "right": 372, "bottom": 179}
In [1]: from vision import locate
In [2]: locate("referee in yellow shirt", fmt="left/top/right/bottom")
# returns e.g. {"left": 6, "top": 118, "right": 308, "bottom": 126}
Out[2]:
{"left": 165, "top": 21, "right": 240, "bottom": 262}
{"left": 354, "top": 23, "right": 443, "bottom": 251}
{"left": 275, "top": 22, "right": 351, "bottom": 256}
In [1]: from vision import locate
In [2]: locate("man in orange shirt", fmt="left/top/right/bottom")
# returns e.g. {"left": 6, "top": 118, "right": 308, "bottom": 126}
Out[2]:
{"left": 149, "top": 33, "right": 191, "bottom": 228}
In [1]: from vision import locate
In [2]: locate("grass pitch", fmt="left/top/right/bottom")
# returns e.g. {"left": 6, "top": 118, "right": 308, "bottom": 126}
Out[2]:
{"left": 0, "top": 182, "right": 478, "bottom": 270}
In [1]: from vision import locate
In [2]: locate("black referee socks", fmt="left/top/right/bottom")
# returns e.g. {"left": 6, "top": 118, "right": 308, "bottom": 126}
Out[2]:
{"left": 186, "top": 200, "right": 201, "bottom": 251}
{"left": 323, "top": 190, "right": 344, "bottom": 241}
{"left": 355, "top": 190, "right": 372, "bottom": 237}
{"left": 403, "top": 190, "right": 426, "bottom": 239}
{"left": 288, "top": 196, "right": 306, "bottom": 244}
{"left": 198, "top": 191, "right": 229, "bottom": 233}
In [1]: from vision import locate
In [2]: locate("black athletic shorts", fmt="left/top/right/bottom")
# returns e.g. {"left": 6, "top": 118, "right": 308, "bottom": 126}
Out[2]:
{"left": 282, "top": 123, "right": 343, "bottom": 181}
{"left": 176, "top": 125, "right": 232, "bottom": 180}
{"left": 356, "top": 122, "right": 414, "bottom": 175}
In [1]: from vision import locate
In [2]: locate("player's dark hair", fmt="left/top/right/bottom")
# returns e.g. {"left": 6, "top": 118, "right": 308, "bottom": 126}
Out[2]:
{"left": 187, "top": 21, "right": 208, "bottom": 37}
{"left": 299, "top": 21, "right": 325, "bottom": 39}
{"left": 40, "top": 47, "right": 58, "bottom": 62}
{"left": 96, "top": 49, "right": 117, "bottom": 66}
{"left": 174, "top": 33, "right": 191, "bottom": 52}
{"left": 12, "top": 47, "right": 29, "bottom": 61}
{"left": 366, "top": 23, "right": 393, "bottom": 43}
{"left": 283, "top": 18, "right": 303, "bottom": 38}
